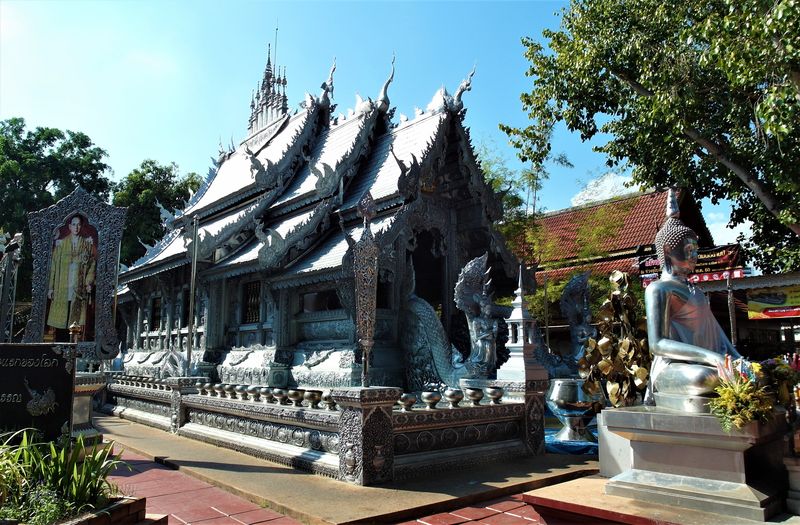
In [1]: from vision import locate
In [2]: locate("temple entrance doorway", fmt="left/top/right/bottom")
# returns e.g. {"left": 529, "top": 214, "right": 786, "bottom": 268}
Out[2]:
{"left": 410, "top": 230, "right": 445, "bottom": 322}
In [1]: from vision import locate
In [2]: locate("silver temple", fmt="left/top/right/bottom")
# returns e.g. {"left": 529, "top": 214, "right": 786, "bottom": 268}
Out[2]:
{"left": 104, "top": 50, "right": 548, "bottom": 485}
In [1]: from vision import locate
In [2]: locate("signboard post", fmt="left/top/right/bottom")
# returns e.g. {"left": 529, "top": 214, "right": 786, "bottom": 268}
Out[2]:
{"left": 0, "top": 343, "right": 76, "bottom": 441}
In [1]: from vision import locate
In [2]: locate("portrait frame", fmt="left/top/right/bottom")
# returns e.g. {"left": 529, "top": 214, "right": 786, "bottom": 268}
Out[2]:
{"left": 24, "top": 187, "right": 127, "bottom": 360}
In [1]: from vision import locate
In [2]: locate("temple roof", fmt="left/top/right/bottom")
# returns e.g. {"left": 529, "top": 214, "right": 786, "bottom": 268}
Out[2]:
{"left": 119, "top": 60, "right": 506, "bottom": 286}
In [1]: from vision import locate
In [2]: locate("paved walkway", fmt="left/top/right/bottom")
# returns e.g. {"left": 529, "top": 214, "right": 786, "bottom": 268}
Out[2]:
{"left": 98, "top": 414, "right": 603, "bottom": 525}
{"left": 109, "top": 451, "right": 302, "bottom": 525}
{"left": 110, "top": 454, "right": 607, "bottom": 525}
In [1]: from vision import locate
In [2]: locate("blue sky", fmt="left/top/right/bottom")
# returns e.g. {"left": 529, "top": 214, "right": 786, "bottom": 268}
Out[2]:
{"left": 0, "top": 0, "right": 745, "bottom": 242}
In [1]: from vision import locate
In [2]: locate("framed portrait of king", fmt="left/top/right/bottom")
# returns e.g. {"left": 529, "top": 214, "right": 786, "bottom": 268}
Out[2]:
{"left": 24, "top": 187, "right": 127, "bottom": 360}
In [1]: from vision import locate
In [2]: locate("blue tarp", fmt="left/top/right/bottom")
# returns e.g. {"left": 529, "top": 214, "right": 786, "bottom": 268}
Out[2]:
{"left": 545, "top": 427, "right": 598, "bottom": 455}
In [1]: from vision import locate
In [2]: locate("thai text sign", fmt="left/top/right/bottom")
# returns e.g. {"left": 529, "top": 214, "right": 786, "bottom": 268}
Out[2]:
{"left": 0, "top": 343, "right": 76, "bottom": 440}
{"left": 747, "top": 286, "right": 800, "bottom": 320}
{"left": 693, "top": 244, "right": 742, "bottom": 274}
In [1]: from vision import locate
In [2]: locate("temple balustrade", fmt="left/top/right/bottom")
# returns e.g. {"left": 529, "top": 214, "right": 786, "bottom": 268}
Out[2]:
{"left": 101, "top": 375, "right": 546, "bottom": 485}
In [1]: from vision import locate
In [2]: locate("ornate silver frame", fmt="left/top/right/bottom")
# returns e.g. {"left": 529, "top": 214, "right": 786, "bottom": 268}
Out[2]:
{"left": 23, "top": 187, "right": 127, "bottom": 359}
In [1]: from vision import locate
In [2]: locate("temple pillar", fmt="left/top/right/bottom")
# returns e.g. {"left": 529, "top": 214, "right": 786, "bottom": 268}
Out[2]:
{"left": 331, "top": 387, "right": 401, "bottom": 485}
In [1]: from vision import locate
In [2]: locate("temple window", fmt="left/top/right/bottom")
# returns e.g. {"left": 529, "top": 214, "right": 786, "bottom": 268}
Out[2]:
{"left": 181, "top": 289, "right": 190, "bottom": 327}
{"left": 376, "top": 281, "right": 391, "bottom": 309}
{"left": 301, "top": 290, "right": 341, "bottom": 312}
{"left": 242, "top": 281, "right": 262, "bottom": 323}
{"left": 150, "top": 297, "right": 162, "bottom": 330}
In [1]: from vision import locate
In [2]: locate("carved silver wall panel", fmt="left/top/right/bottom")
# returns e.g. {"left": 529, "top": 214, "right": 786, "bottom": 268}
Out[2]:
{"left": 0, "top": 233, "right": 23, "bottom": 343}
{"left": 24, "top": 187, "right": 127, "bottom": 359}
{"left": 186, "top": 408, "right": 340, "bottom": 454}
{"left": 394, "top": 420, "right": 521, "bottom": 455}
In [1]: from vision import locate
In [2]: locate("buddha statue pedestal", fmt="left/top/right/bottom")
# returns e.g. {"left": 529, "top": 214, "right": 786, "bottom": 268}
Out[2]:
{"left": 603, "top": 406, "right": 786, "bottom": 521}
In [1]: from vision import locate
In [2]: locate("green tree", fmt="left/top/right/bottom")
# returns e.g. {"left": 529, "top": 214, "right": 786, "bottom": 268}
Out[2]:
{"left": 112, "top": 160, "right": 202, "bottom": 265}
{"left": 501, "top": 0, "right": 800, "bottom": 272}
{"left": 475, "top": 140, "right": 572, "bottom": 263}
{"left": 0, "top": 118, "right": 113, "bottom": 299}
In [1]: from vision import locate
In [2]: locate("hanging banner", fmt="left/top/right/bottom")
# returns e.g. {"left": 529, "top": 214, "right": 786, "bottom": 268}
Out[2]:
{"left": 747, "top": 286, "right": 800, "bottom": 320}
{"left": 639, "top": 244, "right": 744, "bottom": 287}
{"left": 694, "top": 244, "right": 743, "bottom": 274}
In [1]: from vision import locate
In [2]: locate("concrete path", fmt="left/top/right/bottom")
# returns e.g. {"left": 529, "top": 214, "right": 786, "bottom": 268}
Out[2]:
{"left": 95, "top": 414, "right": 599, "bottom": 525}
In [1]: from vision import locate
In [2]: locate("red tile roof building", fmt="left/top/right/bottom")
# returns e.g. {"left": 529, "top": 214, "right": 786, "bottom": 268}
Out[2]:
{"left": 530, "top": 189, "right": 714, "bottom": 284}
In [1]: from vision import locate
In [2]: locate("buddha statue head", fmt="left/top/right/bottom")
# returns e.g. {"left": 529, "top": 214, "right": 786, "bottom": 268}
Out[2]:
{"left": 655, "top": 189, "right": 699, "bottom": 277}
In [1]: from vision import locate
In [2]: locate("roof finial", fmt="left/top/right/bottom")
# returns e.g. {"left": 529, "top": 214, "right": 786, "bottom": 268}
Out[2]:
{"left": 453, "top": 64, "right": 476, "bottom": 111}
{"left": 273, "top": 21, "right": 278, "bottom": 70}
{"left": 376, "top": 54, "right": 395, "bottom": 114}
{"left": 319, "top": 58, "right": 336, "bottom": 106}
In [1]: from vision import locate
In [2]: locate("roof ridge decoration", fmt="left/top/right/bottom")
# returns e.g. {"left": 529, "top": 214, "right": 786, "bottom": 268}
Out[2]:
{"left": 391, "top": 145, "right": 422, "bottom": 201}
{"left": 425, "top": 66, "right": 476, "bottom": 116}
{"left": 186, "top": 197, "right": 262, "bottom": 262}
{"left": 375, "top": 55, "right": 395, "bottom": 114}
{"left": 312, "top": 115, "right": 373, "bottom": 203}
{"left": 129, "top": 227, "right": 183, "bottom": 270}
{"left": 278, "top": 106, "right": 380, "bottom": 214}
{"left": 318, "top": 58, "right": 336, "bottom": 107}
{"left": 256, "top": 198, "right": 335, "bottom": 270}
{"left": 183, "top": 96, "right": 326, "bottom": 221}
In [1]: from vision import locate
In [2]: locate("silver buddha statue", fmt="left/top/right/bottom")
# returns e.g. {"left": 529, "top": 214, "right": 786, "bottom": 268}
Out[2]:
{"left": 644, "top": 189, "right": 741, "bottom": 412}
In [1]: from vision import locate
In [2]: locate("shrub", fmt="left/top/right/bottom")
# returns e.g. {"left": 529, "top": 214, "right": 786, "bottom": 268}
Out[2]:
{"left": 0, "top": 430, "right": 128, "bottom": 523}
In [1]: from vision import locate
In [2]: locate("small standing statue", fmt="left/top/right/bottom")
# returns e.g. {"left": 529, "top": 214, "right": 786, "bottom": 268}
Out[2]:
{"left": 467, "top": 294, "right": 498, "bottom": 372}
{"left": 454, "top": 253, "right": 498, "bottom": 376}
{"left": 645, "top": 189, "right": 741, "bottom": 412}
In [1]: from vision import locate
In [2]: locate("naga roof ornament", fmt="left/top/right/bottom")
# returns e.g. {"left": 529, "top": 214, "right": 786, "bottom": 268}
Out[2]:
{"left": 375, "top": 55, "right": 395, "bottom": 114}
{"left": 319, "top": 58, "right": 336, "bottom": 107}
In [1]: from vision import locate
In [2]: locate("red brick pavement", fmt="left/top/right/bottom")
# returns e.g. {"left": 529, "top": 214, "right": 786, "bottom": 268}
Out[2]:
{"left": 108, "top": 451, "right": 301, "bottom": 525}
{"left": 109, "top": 451, "right": 614, "bottom": 525}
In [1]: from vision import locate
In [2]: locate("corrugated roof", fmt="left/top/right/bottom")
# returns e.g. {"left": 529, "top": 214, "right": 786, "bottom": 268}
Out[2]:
{"left": 535, "top": 190, "right": 667, "bottom": 262}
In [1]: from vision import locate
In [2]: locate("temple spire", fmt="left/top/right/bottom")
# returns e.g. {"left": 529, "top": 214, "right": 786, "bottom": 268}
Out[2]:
{"left": 248, "top": 42, "right": 290, "bottom": 136}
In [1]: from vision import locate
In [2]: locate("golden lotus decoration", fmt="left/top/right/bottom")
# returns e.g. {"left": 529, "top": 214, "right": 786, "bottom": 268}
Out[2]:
{"left": 580, "top": 271, "right": 651, "bottom": 407}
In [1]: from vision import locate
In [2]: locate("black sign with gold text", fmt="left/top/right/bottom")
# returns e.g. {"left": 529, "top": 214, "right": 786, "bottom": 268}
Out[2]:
{"left": 0, "top": 344, "right": 76, "bottom": 441}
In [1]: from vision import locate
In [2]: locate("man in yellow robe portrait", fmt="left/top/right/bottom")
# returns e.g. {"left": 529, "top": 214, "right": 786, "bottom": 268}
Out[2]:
{"left": 47, "top": 214, "right": 96, "bottom": 341}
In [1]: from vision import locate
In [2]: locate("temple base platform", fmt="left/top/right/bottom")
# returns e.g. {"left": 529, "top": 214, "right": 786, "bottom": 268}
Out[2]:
{"left": 602, "top": 406, "right": 787, "bottom": 522}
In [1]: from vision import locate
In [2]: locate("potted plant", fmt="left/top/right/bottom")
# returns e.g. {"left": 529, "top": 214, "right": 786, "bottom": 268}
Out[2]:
{"left": 0, "top": 431, "right": 129, "bottom": 524}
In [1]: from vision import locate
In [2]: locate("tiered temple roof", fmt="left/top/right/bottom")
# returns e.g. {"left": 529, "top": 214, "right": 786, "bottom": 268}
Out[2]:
{"left": 119, "top": 58, "right": 512, "bottom": 289}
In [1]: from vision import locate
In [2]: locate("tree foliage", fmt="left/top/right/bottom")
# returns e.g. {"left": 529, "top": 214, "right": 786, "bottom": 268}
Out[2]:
{"left": 112, "top": 160, "right": 202, "bottom": 265}
{"left": 502, "top": 0, "right": 800, "bottom": 272}
{"left": 475, "top": 141, "right": 572, "bottom": 264}
{"left": 0, "top": 118, "right": 113, "bottom": 299}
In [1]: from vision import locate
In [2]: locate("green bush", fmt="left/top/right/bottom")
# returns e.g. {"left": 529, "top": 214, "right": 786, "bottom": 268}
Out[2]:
{"left": 0, "top": 430, "right": 128, "bottom": 523}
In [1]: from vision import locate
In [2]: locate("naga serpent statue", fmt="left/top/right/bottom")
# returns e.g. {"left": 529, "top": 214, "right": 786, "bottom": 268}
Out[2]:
{"left": 401, "top": 253, "right": 506, "bottom": 391}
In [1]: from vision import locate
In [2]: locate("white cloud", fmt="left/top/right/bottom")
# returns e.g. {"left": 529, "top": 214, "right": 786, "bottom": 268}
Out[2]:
{"left": 706, "top": 218, "right": 752, "bottom": 245}
{"left": 570, "top": 172, "right": 635, "bottom": 207}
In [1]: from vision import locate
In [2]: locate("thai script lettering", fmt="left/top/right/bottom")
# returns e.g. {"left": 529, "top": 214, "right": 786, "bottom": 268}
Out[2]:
{"left": 0, "top": 355, "right": 60, "bottom": 368}
{"left": 0, "top": 393, "right": 22, "bottom": 403}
